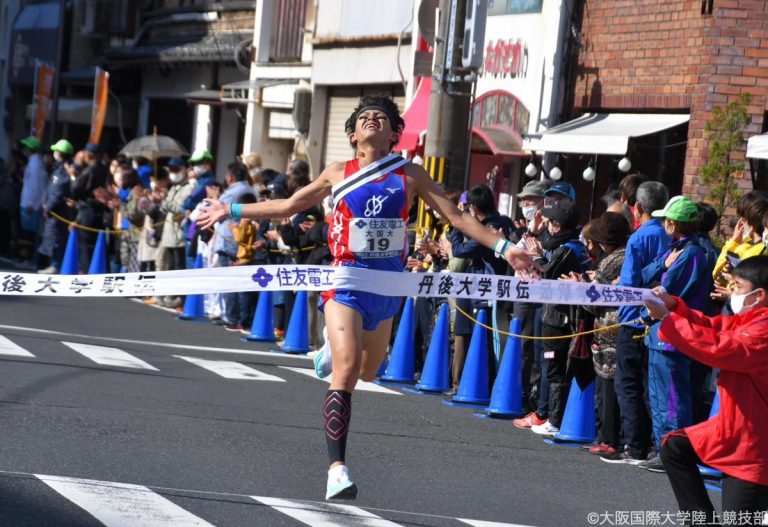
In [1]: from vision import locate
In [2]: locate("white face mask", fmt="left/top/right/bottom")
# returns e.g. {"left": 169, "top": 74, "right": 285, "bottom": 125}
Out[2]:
{"left": 193, "top": 165, "right": 206, "bottom": 177}
{"left": 744, "top": 225, "right": 753, "bottom": 240}
{"left": 188, "top": 177, "right": 199, "bottom": 189}
{"left": 53, "top": 151, "right": 63, "bottom": 163}
{"left": 132, "top": 161, "right": 139, "bottom": 170}
{"left": 730, "top": 289, "right": 760, "bottom": 315}
{"left": 763, "top": 231, "right": 768, "bottom": 246}
{"left": 150, "top": 181, "right": 158, "bottom": 192}
{"left": 169, "top": 171, "right": 184, "bottom": 184}
{"left": 114, "top": 173, "right": 123, "bottom": 188}
{"left": 521, "top": 205, "right": 538, "bottom": 222}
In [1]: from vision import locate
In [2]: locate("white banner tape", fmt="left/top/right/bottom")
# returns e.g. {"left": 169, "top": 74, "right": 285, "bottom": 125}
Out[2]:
{"left": 0, "top": 265, "right": 654, "bottom": 306}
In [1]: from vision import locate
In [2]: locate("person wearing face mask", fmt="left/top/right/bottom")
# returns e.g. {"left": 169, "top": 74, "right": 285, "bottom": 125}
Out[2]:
{"left": 37, "top": 140, "right": 75, "bottom": 274}
{"left": 520, "top": 199, "right": 586, "bottom": 437}
{"left": 155, "top": 162, "right": 194, "bottom": 307}
{"left": 644, "top": 255, "right": 768, "bottom": 525}
{"left": 578, "top": 212, "right": 630, "bottom": 456}
{"left": 711, "top": 193, "right": 768, "bottom": 305}
{"left": 508, "top": 179, "right": 551, "bottom": 422}
{"left": 183, "top": 150, "right": 216, "bottom": 214}
{"left": 633, "top": 196, "right": 711, "bottom": 473}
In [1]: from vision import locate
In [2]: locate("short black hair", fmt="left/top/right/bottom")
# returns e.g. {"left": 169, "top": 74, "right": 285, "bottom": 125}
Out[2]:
{"left": 238, "top": 192, "right": 257, "bottom": 205}
{"left": 288, "top": 159, "right": 309, "bottom": 178}
{"left": 345, "top": 95, "right": 405, "bottom": 150}
{"left": 602, "top": 188, "right": 621, "bottom": 207}
{"left": 743, "top": 198, "right": 768, "bottom": 234}
{"left": 619, "top": 173, "right": 647, "bottom": 206}
{"left": 205, "top": 180, "right": 223, "bottom": 192}
{"left": 696, "top": 202, "right": 719, "bottom": 234}
{"left": 227, "top": 161, "right": 249, "bottom": 182}
{"left": 733, "top": 255, "right": 768, "bottom": 291}
{"left": 466, "top": 184, "right": 495, "bottom": 215}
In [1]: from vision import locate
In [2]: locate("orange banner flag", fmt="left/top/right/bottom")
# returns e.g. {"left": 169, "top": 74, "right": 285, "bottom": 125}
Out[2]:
{"left": 88, "top": 68, "right": 110, "bottom": 144}
{"left": 31, "top": 60, "right": 55, "bottom": 140}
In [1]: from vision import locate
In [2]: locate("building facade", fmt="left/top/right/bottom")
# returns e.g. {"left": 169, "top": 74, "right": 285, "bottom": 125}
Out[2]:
{"left": 569, "top": 0, "right": 768, "bottom": 206}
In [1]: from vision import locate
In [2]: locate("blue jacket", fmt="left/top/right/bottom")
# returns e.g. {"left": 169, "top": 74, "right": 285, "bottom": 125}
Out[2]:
{"left": 449, "top": 211, "right": 513, "bottom": 276}
{"left": 617, "top": 218, "right": 671, "bottom": 325}
{"left": 183, "top": 171, "right": 216, "bottom": 212}
{"left": 213, "top": 181, "right": 256, "bottom": 257}
{"left": 44, "top": 164, "right": 72, "bottom": 217}
{"left": 642, "top": 236, "right": 711, "bottom": 352}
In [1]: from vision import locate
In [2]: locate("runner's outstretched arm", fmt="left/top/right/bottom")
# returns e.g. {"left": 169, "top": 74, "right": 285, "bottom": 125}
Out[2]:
{"left": 405, "top": 163, "right": 540, "bottom": 275}
{"left": 196, "top": 164, "right": 339, "bottom": 230}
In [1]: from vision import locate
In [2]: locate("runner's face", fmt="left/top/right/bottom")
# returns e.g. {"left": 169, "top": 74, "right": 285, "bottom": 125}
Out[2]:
{"left": 351, "top": 110, "right": 397, "bottom": 148}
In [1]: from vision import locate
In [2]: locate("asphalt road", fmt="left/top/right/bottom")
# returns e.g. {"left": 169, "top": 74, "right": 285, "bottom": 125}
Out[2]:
{"left": 0, "top": 291, "right": 719, "bottom": 526}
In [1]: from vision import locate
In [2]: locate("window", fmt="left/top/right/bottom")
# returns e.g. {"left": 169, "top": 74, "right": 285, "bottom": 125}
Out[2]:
{"left": 488, "top": 0, "right": 543, "bottom": 16}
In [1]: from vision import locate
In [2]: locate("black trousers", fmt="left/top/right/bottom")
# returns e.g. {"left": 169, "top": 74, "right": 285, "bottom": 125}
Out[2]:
{"left": 596, "top": 376, "right": 621, "bottom": 447}
{"left": 543, "top": 323, "right": 571, "bottom": 428}
{"left": 661, "top": 430, "right": 768, "bottom": 525}
{"left": 614, "top": 325, "right": 651, "bottom": 456}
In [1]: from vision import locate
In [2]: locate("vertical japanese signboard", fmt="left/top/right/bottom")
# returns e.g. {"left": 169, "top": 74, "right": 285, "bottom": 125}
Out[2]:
{"left": 31, "top": 60, "right": 54, "bottom": 139}
{"left": 88, "top": 68, "right": 110, "bottom": 144}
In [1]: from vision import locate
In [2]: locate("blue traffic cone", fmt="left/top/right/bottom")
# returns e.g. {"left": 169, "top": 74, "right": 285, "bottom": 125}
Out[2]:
{"left": 699, "top": 389, "right": 722, "bottom": 478}
{"left": 377, "top": 355, "right": 388, "bottom": 377}
{"left": 277, "top": 290, "right": 310, "bottom": 354}
{"left": 415, "top": 303, "right": 450, "bottom": 393}
{"left": 245, "top": 290, "right": 276, "bottom": 342}
{"left": 380, "top": 297, "right": 416, "bottom": 384}
{"left": 553, "top": 381, "right": 596, "bottom": 443}
{"left": 445, "top": 309, "right": 491, "bottom": 407}
{"left": 482, "top": 317, "right": 524, "bottom": 418}
{"left": 87, "top": 231, "right": 107, "bottom": 274}
{"left": 178, "top": 254, "right": 206, "bottom": 320}
{"left": 60, "top": 229, "right": 79, "bottom": 275}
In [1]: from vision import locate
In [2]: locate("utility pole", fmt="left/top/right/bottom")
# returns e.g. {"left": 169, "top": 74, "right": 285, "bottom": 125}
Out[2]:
{"left": 423, "top": 0, "right": 474, "bottom": 192}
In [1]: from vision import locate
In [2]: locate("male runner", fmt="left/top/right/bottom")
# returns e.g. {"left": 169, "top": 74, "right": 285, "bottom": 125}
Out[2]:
{"left": 198, "top": 95, "right": 536, "bottom": 500}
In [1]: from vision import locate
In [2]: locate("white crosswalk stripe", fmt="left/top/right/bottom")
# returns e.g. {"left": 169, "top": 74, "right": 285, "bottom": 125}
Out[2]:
{"left": 458, "top": 519, "right": 536, "bottom": 527}
{"left": 62, "top": 341, "right": 159, "bottom": 371}
{"left": 253, "top": 496, "right": 403, "bottom": 527}
{"left": 0, "top": 335, "right": 35, "bottom": 357}
{"left": 175, "top": 355, "right": 286, "bottom": 381}
{"left": 37, "top": 474, "right": 214, "bottom": 526}
{"left": 279, "top": 367, "right": 402, "bottom": 395}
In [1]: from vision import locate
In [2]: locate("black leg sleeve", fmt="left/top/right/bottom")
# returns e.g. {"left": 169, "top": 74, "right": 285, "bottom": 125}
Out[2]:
{"left": 323, "top": 390, "right": 352, "bottom": 464}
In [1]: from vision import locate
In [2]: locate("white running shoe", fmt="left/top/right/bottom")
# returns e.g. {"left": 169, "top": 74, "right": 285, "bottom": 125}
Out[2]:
{"left": 325, "top": 465, "right": 357, "bottom": 500}
{"left": 313, "top": 326, "right": 333, "bottom": 378}
{"left": 531, "top": 420, "right": 560, "bottom": 436}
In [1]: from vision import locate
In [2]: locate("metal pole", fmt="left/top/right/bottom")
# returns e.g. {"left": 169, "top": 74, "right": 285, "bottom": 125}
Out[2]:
{"left": 48, "top": 0, "right": 66, "bottom": 146}
{"left": 424, "top": 0, "right": 473, "bottom": 191}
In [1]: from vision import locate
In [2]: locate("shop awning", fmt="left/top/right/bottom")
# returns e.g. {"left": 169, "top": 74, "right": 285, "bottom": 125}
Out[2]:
{"left": 522, "top": 113, "right": 690, "bottom": 155}
{"left": 747, "top": 133, "right": 768, "bottom": 160}
{"left": 471, "top": 125, "right": 525, "bottom": 156}
{"left": 397, "top": 77, "right": 431, "bottom": 151}
{"left": 9, "top": 2, "right": 63, "bottom": 85}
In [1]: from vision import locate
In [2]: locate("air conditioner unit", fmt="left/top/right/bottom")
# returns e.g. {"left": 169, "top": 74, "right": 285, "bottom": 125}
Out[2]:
{"left": 292, "top": 88, "right": 312, "bottom": 134}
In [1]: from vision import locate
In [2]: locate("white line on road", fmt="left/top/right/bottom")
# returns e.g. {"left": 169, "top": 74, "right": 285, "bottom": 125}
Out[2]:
{"left": 175, "top": 355, "right": 286, "bottom": 381}
{"left": 279, "top": 367, "right": 402, "bottom": 395}
{"left": 0, "top": 324, "right": 310, "bottom": 360}
{"left": 37, "top": 474, "right": 214, "bottom": 527}
{"left": 62, "top": 342, "right": 159, "bottom": 371}
{"left": 253, "top": 496, "right": 403, "bottom": 527}
{"left": 0, "top": 335, "right": 35, "bottom": 357}
{"left": 459, "top": 519, "right": 536, "bottom": 527}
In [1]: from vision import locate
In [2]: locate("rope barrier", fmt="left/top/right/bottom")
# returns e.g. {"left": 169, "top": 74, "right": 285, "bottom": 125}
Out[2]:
{"left": 448, "top": 298, "right": 649, "bottom": 341}
{"left": 48, "top": 210, "right": 173, "bottom": 235}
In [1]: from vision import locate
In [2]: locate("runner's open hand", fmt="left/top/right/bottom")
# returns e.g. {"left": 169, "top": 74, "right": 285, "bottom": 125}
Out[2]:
{"left": 503, "top": 245, "right": 541, "bottom": 280}
{"left": 197, "top": 199, "right": 228, "bottom": 230}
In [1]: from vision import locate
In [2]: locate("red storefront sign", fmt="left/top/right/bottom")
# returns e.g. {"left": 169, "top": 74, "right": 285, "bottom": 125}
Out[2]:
{"left": 482, "top": 38, "right": 528, "bottom": 78}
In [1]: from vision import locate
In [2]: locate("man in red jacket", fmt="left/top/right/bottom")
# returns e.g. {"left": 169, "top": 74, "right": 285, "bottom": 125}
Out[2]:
{"left": 644, "top": 255, "right": 768, "bottom": 525}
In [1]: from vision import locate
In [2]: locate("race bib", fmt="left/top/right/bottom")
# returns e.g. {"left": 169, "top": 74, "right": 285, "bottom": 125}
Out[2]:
{"left": 349, "top": 218, "right": 405, "bottom": 259}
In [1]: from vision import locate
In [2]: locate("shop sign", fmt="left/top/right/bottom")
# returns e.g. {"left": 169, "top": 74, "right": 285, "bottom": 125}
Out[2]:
{"left": 482, "top": 38, "right": 528, "bottom": 78}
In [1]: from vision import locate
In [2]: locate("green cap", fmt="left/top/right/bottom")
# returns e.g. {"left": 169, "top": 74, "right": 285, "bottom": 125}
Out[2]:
{"left": 19, "top": 136, "right": 41, "bottom": 151}
{"left": 652, "top": 196, "right": 698, "bottom": 223}
{"left": 51, "top": 139, "right": 74, "bottom": 155}
{"left": 189, "top": 149, "right": 213, "bottom": 164}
